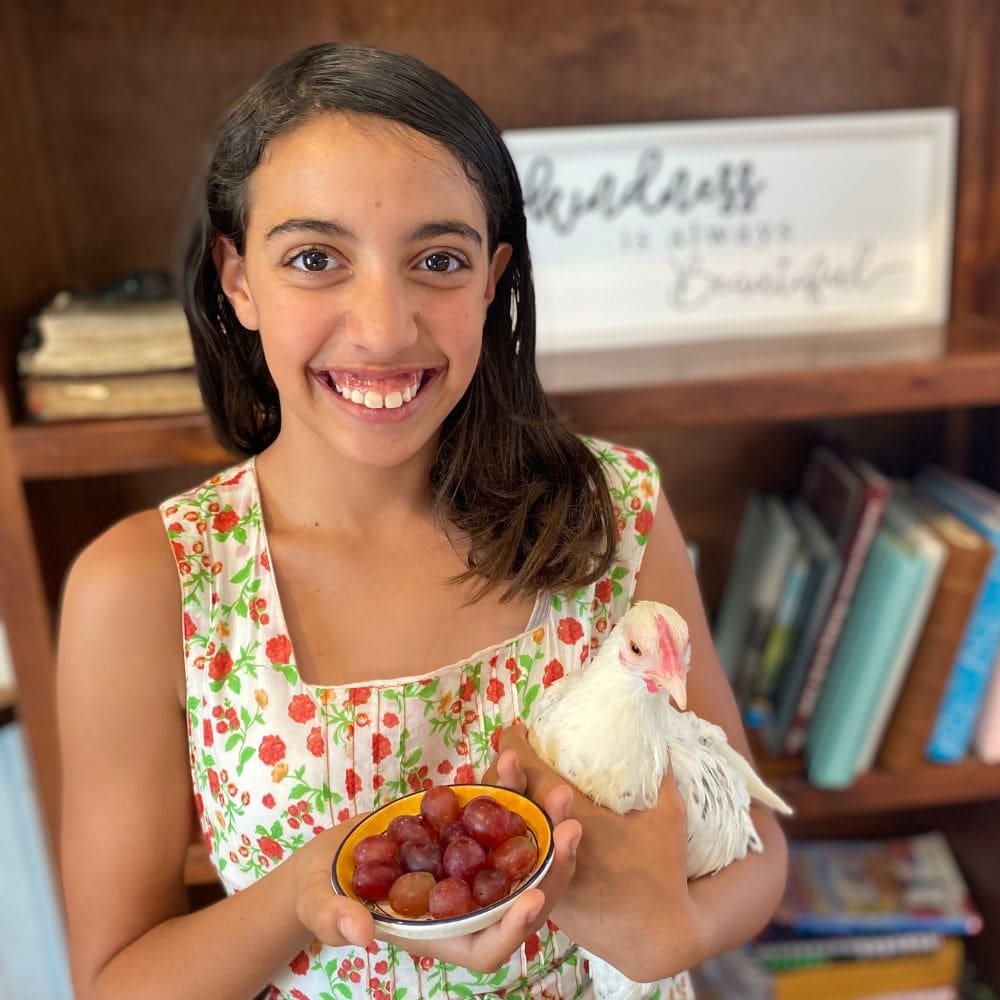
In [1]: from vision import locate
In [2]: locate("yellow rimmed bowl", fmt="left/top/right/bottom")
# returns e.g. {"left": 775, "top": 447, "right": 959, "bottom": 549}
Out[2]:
{"left": 331, "top": 784, "right": 554, "bottom": 941}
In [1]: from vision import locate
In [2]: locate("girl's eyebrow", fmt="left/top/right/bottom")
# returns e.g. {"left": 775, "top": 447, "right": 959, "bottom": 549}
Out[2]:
{"left": 263, "top": 217, "right": 483, "bottom": 247}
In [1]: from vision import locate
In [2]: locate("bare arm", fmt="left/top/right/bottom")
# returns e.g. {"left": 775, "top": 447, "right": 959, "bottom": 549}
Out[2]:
{"left": 495, "top": 488, "right": 788, "bottom": 982}
{"left": 59, "top": 511, "right": 580, "bottom": 999}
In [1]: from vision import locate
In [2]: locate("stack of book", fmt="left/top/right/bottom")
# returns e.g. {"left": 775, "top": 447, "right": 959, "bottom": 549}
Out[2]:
{"left": 17, "top": 281, "right": 202, "bottom": 421}
{"left": 714, "top": 444, "right": 999, "bottom": 787}
{"left": 695, "top": 832, "right": 980, "bottom": 999}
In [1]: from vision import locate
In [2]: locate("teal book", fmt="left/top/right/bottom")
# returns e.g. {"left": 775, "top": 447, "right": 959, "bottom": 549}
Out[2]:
{"left": 805, "top": 502, "right": 938, "bottom": 789}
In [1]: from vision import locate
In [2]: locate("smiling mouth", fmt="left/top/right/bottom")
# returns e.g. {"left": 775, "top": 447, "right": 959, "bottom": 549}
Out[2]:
{"left": 315, "top": 370, "right": 432, "bottom": 410}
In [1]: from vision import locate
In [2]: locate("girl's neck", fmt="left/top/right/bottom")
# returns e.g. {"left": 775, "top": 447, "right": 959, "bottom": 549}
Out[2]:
{"left": 254, "top": 431, "right": 441, "bottom": 541}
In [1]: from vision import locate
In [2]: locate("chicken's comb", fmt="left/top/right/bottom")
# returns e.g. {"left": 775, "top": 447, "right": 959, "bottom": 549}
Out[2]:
{"left": 655, "top": 613, "right": 681, "bottom": 675}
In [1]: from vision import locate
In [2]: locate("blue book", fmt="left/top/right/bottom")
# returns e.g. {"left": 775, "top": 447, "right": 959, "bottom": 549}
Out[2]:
{"left": 0, "top": 723, "right": 74, "bottom": 999}
{"left": 805, "top": 501, "right": 939, "bottom": 789}
{"left": 915, "top": 467, "right": 1000, "bottom": 762}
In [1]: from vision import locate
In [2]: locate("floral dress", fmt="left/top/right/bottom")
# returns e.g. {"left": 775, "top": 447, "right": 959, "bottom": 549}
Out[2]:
{"left": 162, "top": 438, "right": 694, "bottom": 1000}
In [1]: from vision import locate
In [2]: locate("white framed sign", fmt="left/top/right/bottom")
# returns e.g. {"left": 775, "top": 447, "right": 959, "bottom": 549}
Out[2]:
{"left": 503, "top": 109, "right": 957, "bottom": 355}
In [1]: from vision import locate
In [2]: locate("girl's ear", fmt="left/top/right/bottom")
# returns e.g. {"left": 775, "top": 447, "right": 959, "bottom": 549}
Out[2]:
{"left": 213, "top": 237, "right": 260, "bottom": 331}
{"left": 484, "top": 242, "right": 514, "bottom": 306}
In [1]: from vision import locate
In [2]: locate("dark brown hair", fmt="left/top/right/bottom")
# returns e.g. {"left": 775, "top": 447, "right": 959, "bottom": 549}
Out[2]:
{"left": 181, "top": 43, "right": 615, "bottom": 600}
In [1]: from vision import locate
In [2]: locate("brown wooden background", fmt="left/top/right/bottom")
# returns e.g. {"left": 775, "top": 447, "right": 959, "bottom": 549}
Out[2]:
{"left": 2, "top": 0, "right": 1000, "bottom": 985}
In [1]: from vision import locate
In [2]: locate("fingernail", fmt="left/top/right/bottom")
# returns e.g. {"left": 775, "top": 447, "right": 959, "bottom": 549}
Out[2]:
{"left": 338, "top": 915, "right": 353, "bottom": 940}
{"left": 570, "top": 831, "right": 582, "bottom": 857}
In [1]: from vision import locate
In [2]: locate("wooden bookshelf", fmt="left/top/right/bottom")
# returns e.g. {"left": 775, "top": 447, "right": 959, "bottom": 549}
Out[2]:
{"left": 12, "top": 321, "right": 1000, "bottom": 482}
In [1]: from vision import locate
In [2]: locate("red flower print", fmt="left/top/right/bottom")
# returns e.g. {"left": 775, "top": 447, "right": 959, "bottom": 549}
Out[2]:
{"left": 261, "top": 550, "right": 270, "bottom": 571}
{"left": 557, "top": 618, "right": 584, "bottom": 645}
{"left": 543, "top": 659, "right": 564, "bottom": 687}
{"left": 348, "top": 687, "right": 371, "bottom": 706}
{"left": 459, "top": 676, "right": 475, "bottom": 702}
{"left": 454, "top": 764, "right": 475, "bottom": 784}
{"left": 207, "top": 768, "right": 221, "bottom": 798}
{"left": 595, "top": 579, "right": 613, "bottom": 604}
{"left": 262, "top": 793, "right": 275, "bottom": 808}
{"left": 202, "top": 718, "right": 213, "bottom": 748}
{"left": 212, "top": 509, "right": 240, "bottom": 533}
{"left": 635, "top": 508, "right": 654, "bottom": 537}
{"left": 208, "top": 650, "right": 233, "bottom": 681}
{"left": 289, "top": 951, "right": 309, "bottom": 975}
{"left": 337, "top": 807, "right": 351, "bottom": 823}
{"left": 372, "top": 774, "right": 385, "bottom": 790}
{"left": 345, "top": 768, "right": 363, "bottom": 799}
{"left": 171, "top": 540, "right": 185, "bottom": 563}
{"left": 625, "top": 452, "right": 650, "bottom": 472}
{"left": 437, "top": 759, "right": 453, "bottom": 774}
{"left": 581, "top": 644, "right": 589, "bottom": 664}
{"left": 383, "top": 712, "right": 399, "bottom": 727}
{"left": 287, "top": 694, "right": 316, "bottom": 723}
{"left": 258, "top": 836, "right": 283, "bottom": 860}
{"left": 524, "top": 931, "right": 542, "bottom": 961}
{"left": 306, "top": 726, "right": 324, "bottom": 757}
{"left": 183, "top": 612, "right": 198, "bottom": 639}
{"left": 486, "top": 677, "right": 505, "bottom": 704}
{"left": 419, "top": 956, "right": 434, "bottom": 971}
{"left": 266, "top": 634, "right": 292, "bottom": 665}
{"left": 290, "top": 989, "right": 309, "bottom": 1000}
{"left": 490, "top": 728, "right": 501, "bottom": 752}
{"left": 375, "top": 960, "right": 389, "bottom": 975}
{"left": 372, "top": 733, "right": 392, "bottom": 764}
{"left": 258, "top": 735, "right": 286, "bottom": 766}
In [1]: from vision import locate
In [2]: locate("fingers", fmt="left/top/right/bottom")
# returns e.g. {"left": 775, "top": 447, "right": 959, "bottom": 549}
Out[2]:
{"left": 299, "top": 883, "right": 376, "bottom": 949}
{"left": 494, "top": 748, "right": 528, "bottom": 794}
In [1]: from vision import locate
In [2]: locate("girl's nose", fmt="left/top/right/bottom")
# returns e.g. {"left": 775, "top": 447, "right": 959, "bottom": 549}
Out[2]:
{"left": 342, "top": 270, "right": 419, "bottom": 357}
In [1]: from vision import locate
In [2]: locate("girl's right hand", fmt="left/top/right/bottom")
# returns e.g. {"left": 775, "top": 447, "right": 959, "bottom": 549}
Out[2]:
{"left": 293, "top": 820, "right": 378, "bottom": 949}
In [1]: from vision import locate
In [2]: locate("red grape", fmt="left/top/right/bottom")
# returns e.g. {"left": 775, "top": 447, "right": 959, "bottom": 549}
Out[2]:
{"left": 462, "top": 795, "right": 516, "bottom": 848}
{"left": 352, "top": 860, "right": 402, "bottom": 902}
{"left": 472, "top": 867, "right": 511, "bottom": 906}
{"left": 388, "top": 871, "right": 436, "bottom": 917}
{"left": 442, "top": 836, "right": 487, "bottom": 882}
{"left": 437, "top": 820, "right": 467, "bottom": 847}
{"left": 489, "top": 835, "right": 538, "bottom": 880}
{"left": 420, "top": 785, "right": 462, "bottom": 830}
{"left": 387, "top": 814, "right": 435, "bottom": 844}
{"left": 352, "top": 834, "right": 401, "bottom": 867}
{"left": 398, "top": 839, "right": 444, "bottom": 879}
{"left": 429, "top": 876, "right": 475, "bottom": 918}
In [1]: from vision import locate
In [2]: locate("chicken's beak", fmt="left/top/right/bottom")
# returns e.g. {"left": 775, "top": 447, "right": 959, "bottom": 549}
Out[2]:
{"left": 663, "top": 673, "right": 687, "bottom": 711}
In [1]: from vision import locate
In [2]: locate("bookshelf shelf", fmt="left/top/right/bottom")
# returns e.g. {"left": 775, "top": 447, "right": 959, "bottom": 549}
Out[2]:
{"left": 760, "top": 755, "right": 1000, "bottom": 821}
{"left": 13, "top": 324, "right": 1000, "bottom": 482}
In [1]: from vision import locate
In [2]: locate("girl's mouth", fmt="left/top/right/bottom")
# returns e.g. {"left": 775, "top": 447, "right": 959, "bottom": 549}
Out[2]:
{"left": 314, "top": 369, "right": 434, "bottom": 410}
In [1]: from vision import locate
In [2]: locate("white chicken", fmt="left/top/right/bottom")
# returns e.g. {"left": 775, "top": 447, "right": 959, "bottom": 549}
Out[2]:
{"left": 527, "top": 600, "right": 792, "bottom": 1000}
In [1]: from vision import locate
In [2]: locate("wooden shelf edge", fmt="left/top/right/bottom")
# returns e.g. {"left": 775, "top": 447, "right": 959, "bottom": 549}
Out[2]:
{"left": 765, "top": 758, "right": 1000, "bottom": 822}
{"left": 13, "top": 323, "right": 1000, "bottom": 479}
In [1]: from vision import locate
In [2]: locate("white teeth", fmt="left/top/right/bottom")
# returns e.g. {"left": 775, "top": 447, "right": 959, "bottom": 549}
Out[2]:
{"left": 330, "top": 373, "right": 424, "bottom": 409}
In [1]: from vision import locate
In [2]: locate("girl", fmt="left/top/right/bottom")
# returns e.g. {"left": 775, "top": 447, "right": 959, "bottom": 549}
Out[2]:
{"left": 57, "top": 43, "right": 787, "bottom": 1000}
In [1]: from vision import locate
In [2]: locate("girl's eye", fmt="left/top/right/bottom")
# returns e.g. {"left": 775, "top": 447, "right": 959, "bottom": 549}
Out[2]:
{"left": 421, "top": 252, "right": 466, "bottom": 274}
{"left": 289, "top": 249, "right": 336, "bottom": 272}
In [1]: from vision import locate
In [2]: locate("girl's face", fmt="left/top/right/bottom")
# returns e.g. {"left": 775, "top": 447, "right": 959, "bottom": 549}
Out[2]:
{"left": 216, "top": 112, "right": 511, "bottom": 473}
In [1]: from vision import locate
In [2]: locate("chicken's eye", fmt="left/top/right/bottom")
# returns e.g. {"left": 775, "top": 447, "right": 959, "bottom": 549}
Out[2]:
{"left": 629, "top": 641, "right": 642, "bottom": 655}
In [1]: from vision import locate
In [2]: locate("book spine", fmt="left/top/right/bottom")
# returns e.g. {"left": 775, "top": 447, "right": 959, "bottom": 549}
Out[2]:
{"left": 878, "top": 541, "right": 991, "bottom": 769}
{"left": 924, "top": 552, "right": 1000, "bottom": 762}
{"left": 783, "top": 486, "right": 889, "bottom": 754}
{"left": 971, "top": 650, "right": 1000, "bottom": 763}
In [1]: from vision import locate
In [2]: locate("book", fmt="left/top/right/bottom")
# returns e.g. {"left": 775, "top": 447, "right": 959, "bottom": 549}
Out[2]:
{"left": 804, "top": 498, "right": 944, "bottom": 788}
{"left": 760, "top": 498, "right": 842, "bottom": 753}
{"left": 914, "top": 467, "right": 1000, "bottom": 763}
{"left": 732, "top": 495, "right": 803, "bottom": 704}
{"left": 0, "top": 722, "right": 74, "bottom": 999}
{"left": 17, "top": 289, "right": 194, "bottom": 377}
{"left": 780, "top": 449, "right": 892, "bottom": 755}
{"left": 21, "top": 369, "right": 203, "bottom": 421}
{"left": 713, "top": 492, "right": 768, "bottom": 678}
{"left": 877, "top": 488, "right": 993, "bottom": 770}
{"left": 752, "top": 930, "right": 945, "bottom": 971}
{"left": 695, "top": 936, "right": 963, "bottom": 1000}
{"left": 774, "top": 832, "right": 983, "bottom": 937}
